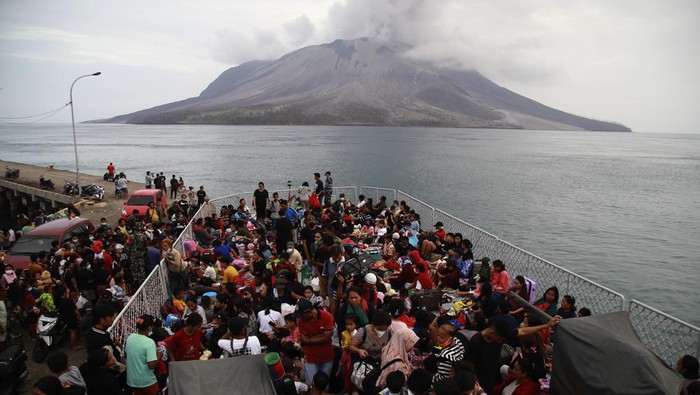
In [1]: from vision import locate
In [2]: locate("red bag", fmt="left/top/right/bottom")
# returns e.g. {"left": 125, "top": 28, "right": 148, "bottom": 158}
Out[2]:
{"left": 309, "top": 193, "right": 321, "bottom": 210}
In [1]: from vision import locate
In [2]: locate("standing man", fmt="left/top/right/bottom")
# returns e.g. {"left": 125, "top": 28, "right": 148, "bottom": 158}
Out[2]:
{"left": 323, "top": 171, "right": 333, "bottom": 205}
{"left": 252, "top": 182, "right": 270, "bottom": 220}
{"left": 314, "top": 173, "right": 323, "bottom": 204}
{"left": 267, "top": 192, "right": 282, "bottom": 230}
{"left": 107, "top": 163, "right": 115, "bottom": 180}
{"left": 145, "top": 171, "right": 154, "bottom": 189}
{"left": 170, "top": 175, "right": 179, "bottom": 200}
{"left": 196, "top": 186, "right": 207, "bottom": 208}
{"left": 295, "top": 299, "right": 335, "bottom": 386}
{"left": 126, "top": 314, "right": 161, "bottom": 395}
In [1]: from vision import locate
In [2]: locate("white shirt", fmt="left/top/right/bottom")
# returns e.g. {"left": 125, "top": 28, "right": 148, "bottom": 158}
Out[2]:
{"left": 218, "top": 336, "right": 261, "bottom": 356}
{"left": 257, "top": 309, "right": 284, "bottom": 334}
{"left": 184, "top": 305, "right": 208, "bottom": 328}
{"left": 202, "top": 266, "right": 216, "bottom": 281}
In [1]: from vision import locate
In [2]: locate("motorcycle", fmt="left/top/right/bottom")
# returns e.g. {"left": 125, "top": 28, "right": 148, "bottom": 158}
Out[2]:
{"left": 39, "top": 175, "right": 55, "bottom": 190}
{"left": 0, "top": 344, "right": 28, "bottom": 395}
{"left": 81, "top": 184, "right": 105, "bottom": 200}
{"left": 4, "top": 167, "right": 19, "bottom": 179}
{"left": 63, "top": 180, "right": 79, "bottom": 196}
{"left": 32, "top": 312, "right": 68, "bottom": 363}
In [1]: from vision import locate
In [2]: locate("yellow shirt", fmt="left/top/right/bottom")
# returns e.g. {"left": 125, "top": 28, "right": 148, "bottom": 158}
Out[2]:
{"left": 341, "top": 330, "right": 353, "bottom": 349}
{"left": 222, "top": 265, "right": 239, "bottom": 284}
{"left": 172, "top": 297, "right": 186, "bottom": 314}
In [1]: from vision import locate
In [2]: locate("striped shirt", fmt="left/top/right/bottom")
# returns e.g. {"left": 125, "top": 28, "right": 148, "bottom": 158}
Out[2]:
{"left": 433, "top": 337, "right": 465, "bottom": 382}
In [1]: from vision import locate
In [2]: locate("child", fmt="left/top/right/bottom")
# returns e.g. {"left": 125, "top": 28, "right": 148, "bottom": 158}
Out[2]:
{"left": 171, "top": 288, "right": 186, "bottom": 315}
{"left": 150, "top": 326, "right": 170, "bottom": 391}
{"left": 304, "top": 285, "right": 323, "bottom": 307}
{"left": 110, "top": 274, "right": 128, "bottom": 307}
{"left": 46, "top": 351, "right": 87, "bottom": 392}
{"left": 340, "top": 314, "right": 359, "bottom": 349}
{"left": 381, "top": 371, "right": 406, "bottom": 395}
{"left": 311, "top": 371, "right": 331, "bottom": 395}
{"left": 339, "top": 314, "right": 360, "bottom": 392}
{"left": 281, "top": 314, "right": 299, "bottom": 345}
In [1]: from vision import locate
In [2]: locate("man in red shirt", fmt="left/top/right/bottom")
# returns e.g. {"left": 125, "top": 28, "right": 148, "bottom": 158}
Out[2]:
{"left": 107, "top": 163, "right": 115, "bottom": 178}
{"left": 295, "top": 299, "right": 335, "bottom": 385}
{"left": 164, "top": 313, "right": 203, "bottom": 361}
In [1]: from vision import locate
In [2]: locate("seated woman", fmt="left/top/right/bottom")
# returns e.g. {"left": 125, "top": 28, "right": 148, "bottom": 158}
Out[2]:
{"left": 507, "top": 275, "right": 531, "bottom": 324}
{"left": 490, "top": 260, "right": 510, "bottom": 296}
{"left": 533, "top": 286, "right": 559, "bottom": 318}
{"left": 347, "top": 310, "right": 393, "bottom": 361}
{"left": 555, "top": 295, "right": 577, "bottom": 319}
{"left": 494, "top": 358, "right": 541, "bottom": 395}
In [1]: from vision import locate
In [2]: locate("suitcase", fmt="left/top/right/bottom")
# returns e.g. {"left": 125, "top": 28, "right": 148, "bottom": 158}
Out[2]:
{"left": 412, "top": 290, "right": 443, "bottom": 312}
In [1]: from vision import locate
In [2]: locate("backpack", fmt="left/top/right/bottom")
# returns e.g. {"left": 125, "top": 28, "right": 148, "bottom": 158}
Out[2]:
{"left": 225, "top": 336, "right": 249, "bottom": 357}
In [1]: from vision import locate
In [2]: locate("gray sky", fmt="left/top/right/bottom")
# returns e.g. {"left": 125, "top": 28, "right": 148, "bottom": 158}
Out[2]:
{"left": 0, "top": 0, "right": 698, "bottom": 133}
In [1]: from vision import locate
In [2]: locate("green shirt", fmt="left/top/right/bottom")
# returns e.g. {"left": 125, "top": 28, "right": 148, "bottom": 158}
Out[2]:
{"left": 125, "top": 333, "right": 157, "bottom": 388}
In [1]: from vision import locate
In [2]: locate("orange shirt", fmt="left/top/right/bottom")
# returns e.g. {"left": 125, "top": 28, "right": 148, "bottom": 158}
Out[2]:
{"left": 222, "top": 265, "right": 239, "bottom": 284}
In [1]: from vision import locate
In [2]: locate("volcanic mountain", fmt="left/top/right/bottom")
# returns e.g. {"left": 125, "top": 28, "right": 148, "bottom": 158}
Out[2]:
{"left": 99, "top": 38, "right": 630, "bottom": 131}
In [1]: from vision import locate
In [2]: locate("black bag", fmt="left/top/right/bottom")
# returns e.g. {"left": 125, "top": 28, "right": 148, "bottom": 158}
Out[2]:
{"left": 339, "top": 253, "right": 374, "bottom": 279}
{"left": 362, "top": 357, "right": 403, "bottom": 392}
{"left": 412, "top": 290, "right": 443, "bottom": 312}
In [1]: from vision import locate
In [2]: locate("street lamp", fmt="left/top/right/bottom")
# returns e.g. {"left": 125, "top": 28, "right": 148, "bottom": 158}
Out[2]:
{"left": 70, "top": 71, "right": 101, "bottom": 199}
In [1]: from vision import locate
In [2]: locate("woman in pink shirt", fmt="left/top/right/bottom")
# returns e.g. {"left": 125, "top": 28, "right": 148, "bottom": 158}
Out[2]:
{"left": 491, "top": 259, "right": 510, "bottom": 296}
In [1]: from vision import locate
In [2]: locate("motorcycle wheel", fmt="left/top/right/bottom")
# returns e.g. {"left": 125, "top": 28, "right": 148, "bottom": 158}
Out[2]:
{"left": 32, "top": 339, "right": 48, "bottom": 363}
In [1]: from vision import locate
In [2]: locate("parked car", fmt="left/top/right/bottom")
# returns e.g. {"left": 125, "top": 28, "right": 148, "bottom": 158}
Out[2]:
{"left": 3, "top": 218, "right": 94, "bottom": 270}
{"left": 121, "top": 188, "right": 167, "bottom": 219}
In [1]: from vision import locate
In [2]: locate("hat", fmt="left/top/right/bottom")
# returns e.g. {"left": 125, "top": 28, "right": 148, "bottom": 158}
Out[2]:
{"left": 434, "top": 221, "right": 444, "bottom": 227}
{"left": 294, "top": 299, "right": 313, "bottom": 318}
{"left": 392, "top": 232, "right": 400, "bottom": 240}
{"left": 364, "top": 272, "right": 377, "bottom": 285}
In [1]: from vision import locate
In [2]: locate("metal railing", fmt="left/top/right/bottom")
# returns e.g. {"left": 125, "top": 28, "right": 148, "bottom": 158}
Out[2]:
{"left": 108, "top": 185, "right": 699, "bottom": 365}
{"left": 628, "top": 299, "right": 700, "bottom": 366}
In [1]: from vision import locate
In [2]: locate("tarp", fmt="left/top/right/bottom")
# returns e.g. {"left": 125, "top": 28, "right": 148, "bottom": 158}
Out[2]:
{"left": 168, "top": 354, "right": 277, "bottom": 395}
{"left": 551, "top": 311, "right": 684, "bottom": 395}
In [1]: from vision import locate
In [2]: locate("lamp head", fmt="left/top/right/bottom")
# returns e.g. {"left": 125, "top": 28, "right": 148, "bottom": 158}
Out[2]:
{"left": 92, "top": 72, "right": 102, "bottom": 76}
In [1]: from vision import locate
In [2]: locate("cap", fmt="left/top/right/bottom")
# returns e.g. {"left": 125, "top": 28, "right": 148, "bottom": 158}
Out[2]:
{"left": 434, "top": 221, "right": 444, "bottom": 227}
{"left": 364, "top": 272, "right": 377, "bottom": 285}
{"left": 294, "top": 299, "right": 313, "bottom": 317}
{"left": 392, "top": 232, "right": 400, "bottom": 240}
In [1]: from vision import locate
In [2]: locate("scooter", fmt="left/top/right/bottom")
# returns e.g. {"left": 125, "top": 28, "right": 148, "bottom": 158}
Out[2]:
{"left": 63, "top": 180, "right": 79, "bottom": 196}
{"left": 0, "top": 344, "right": 28, "bottom": 395}
{"left": 81, "top": 184, "right": 105, "bottom": 200}
{"left": 4, "top": 167, "right": 19, "bottom": 179}
{"left": 39, "top": 175, "right": 55, "bottom": 190}
{"left": 32, "top": 312, "right": 67, "bottom": 363}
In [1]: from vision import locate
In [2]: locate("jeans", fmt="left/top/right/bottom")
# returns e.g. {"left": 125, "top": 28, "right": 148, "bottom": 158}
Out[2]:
{"left": 304, "top": 360, "right": 333, "bottom": 385}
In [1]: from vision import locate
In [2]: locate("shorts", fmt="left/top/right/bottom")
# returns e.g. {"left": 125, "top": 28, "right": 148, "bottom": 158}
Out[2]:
{"left": 131, "top": 382, "right": 159, "bottom": 395}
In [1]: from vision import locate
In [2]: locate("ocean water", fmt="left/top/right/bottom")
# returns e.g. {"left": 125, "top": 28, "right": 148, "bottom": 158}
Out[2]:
{"left": 1, "top": 123, "right": 699, "bottom": 326}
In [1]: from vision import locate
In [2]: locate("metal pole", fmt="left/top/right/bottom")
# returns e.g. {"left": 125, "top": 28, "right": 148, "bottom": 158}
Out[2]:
{"left": 69, "top": 72, "right": 101, "bottom": 200}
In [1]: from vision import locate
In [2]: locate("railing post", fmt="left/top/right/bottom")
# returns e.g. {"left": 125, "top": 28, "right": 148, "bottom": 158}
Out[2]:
{"left": 495, "top": 237, "right": 500, "bottom": 258}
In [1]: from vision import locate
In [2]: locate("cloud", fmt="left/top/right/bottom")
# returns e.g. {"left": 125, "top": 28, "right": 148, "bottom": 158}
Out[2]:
{"left": 283, "top": 15, "right": 315, "bottom": 45}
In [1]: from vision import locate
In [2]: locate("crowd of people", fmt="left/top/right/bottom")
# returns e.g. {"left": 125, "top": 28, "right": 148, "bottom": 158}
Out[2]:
{"left": 1, "top": 170, "right": 698, "bottom": 395}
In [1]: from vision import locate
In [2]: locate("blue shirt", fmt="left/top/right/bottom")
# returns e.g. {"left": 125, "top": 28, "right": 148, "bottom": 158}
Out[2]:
{"left": 146, "top": 247, "right": 162, "bottom": 272}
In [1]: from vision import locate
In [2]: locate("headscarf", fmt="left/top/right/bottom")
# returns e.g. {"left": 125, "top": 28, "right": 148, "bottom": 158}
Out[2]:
{"left": 376, "top": 328, "right": 419, "bottom": 387}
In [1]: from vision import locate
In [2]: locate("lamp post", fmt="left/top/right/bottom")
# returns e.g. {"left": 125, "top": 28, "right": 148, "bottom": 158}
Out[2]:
{"left": 70, "top": 71, "right": 101, "bottom": 199}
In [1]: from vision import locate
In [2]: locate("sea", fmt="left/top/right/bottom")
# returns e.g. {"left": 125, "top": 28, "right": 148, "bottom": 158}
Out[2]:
{"left": 1, "top": 123, "right": 699, "bottom": 326}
